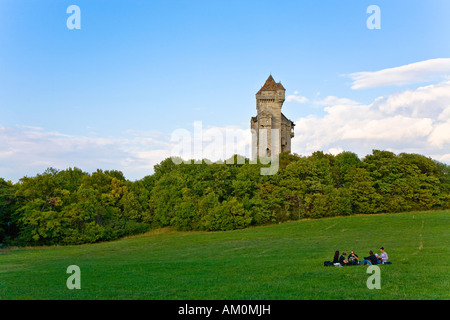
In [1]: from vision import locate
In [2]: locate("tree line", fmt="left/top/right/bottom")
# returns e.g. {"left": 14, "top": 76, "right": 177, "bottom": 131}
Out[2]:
{"left": 1, "top": 150, "right": 449, "bottom": 246}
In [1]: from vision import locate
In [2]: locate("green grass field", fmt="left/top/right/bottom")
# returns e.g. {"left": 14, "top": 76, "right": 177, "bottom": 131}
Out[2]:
{"left": 1, "top": 210, "right": 449, "bottom": 300}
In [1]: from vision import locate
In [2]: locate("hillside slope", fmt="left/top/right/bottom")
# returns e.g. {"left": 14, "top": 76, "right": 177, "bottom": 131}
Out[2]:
{"left": 0, "top": 210, "right": 449, "bottom": 300}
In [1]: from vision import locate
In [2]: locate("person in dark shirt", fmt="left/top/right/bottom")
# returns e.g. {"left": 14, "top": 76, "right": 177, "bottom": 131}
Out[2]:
{"left": 361, "top": 250, "right": 378, "bottom": 265}
{"left": 348, "top": 250, "right": 360, "bottom": 265}
{"left": 339, "top": 252, "right": 349, "bottom": 266}
{"left": 333, "top": 251, "right": 340, "bottom": 264}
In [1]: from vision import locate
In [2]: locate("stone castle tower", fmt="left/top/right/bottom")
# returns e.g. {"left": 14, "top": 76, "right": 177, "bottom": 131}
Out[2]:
{"left": 251, "top": 75, "right": 295, "bottom": 158}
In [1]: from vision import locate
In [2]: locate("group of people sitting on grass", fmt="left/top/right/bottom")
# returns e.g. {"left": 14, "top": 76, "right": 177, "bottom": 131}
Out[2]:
{"left": 325, "top": 247, "right": 391, "bottom": 266}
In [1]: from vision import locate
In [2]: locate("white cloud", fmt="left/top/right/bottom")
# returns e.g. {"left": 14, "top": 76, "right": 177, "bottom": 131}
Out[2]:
{"left": 428, "top": 120, "right": 450, "bottom": 148}
{"left": 340, "top": 116, "right": 433, "bottom": 141}
{"left": 292, "top": 80, "right": 450, "bottom": 162}
{"left": 328, "top": 147, "right": 344, "bottom": 155}
{"left": 438, "top": 106, "right": 450, "bottom": 121}
{"left": 431, "top": 153, "right": 450, "bottom": 163}
{"left": 0, "top": 126, "right": 171, "bottom": 182}
{"left": 169, "top": 123, "right": 253, "bottom": 163}
{"left": 375, "top": 81, "right": 450, "bottom": 117}
{"left": 0, "top": 123, "right": 255, "bottom": 182}
{"left": 286, "top": 91, "right": 309, "bottom": 103}
{"left": 348, "top": 58, "right": 450, "bottom": 90}
{"left": 315, "top": 96, "right": 360, "bottom": 106}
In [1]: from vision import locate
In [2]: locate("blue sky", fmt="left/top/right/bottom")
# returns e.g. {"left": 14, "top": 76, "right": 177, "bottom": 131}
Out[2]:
{"left": 1, "top": 0, "right": 450, "bottom": 181}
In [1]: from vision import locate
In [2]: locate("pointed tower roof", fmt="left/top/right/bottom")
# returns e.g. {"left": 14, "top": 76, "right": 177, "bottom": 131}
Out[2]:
{"left": 258, "top": 75, "right": 285, "bottom": 93}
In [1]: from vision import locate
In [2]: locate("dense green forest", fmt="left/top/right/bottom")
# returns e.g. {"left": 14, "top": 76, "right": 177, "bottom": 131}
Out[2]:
{"left": 1, "top": 150, "right": 449, "bottom": 246}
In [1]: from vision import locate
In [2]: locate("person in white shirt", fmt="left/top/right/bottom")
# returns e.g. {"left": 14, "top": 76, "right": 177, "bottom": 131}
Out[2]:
{"left": 379, "top": 247, "right": 389, "bottom": 263}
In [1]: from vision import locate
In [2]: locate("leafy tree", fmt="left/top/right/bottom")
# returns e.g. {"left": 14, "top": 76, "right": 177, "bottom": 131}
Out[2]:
{"left": 200, "top": 197, "right": 251, "bottom": 231}
{"left": 345, "top": 167, "right": 381, "bottom": 214}
{"left": 334, "top": 151, "right": 361, "bottom": 187}
{"left": 0, "top": 178, "right": 18, "bottom": 243}
{"left": 1, "top": 149, "right": 448, "bottom": 246}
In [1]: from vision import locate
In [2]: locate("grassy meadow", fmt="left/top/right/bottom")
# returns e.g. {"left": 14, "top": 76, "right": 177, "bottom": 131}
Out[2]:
{"left": 0, "top": 210, "right": 449, "bottom": 300}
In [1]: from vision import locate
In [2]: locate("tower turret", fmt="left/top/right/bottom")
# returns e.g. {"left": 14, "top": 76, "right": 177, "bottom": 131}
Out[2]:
{"left": 251, "top": 75, "right": 295, "bottom": 158}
